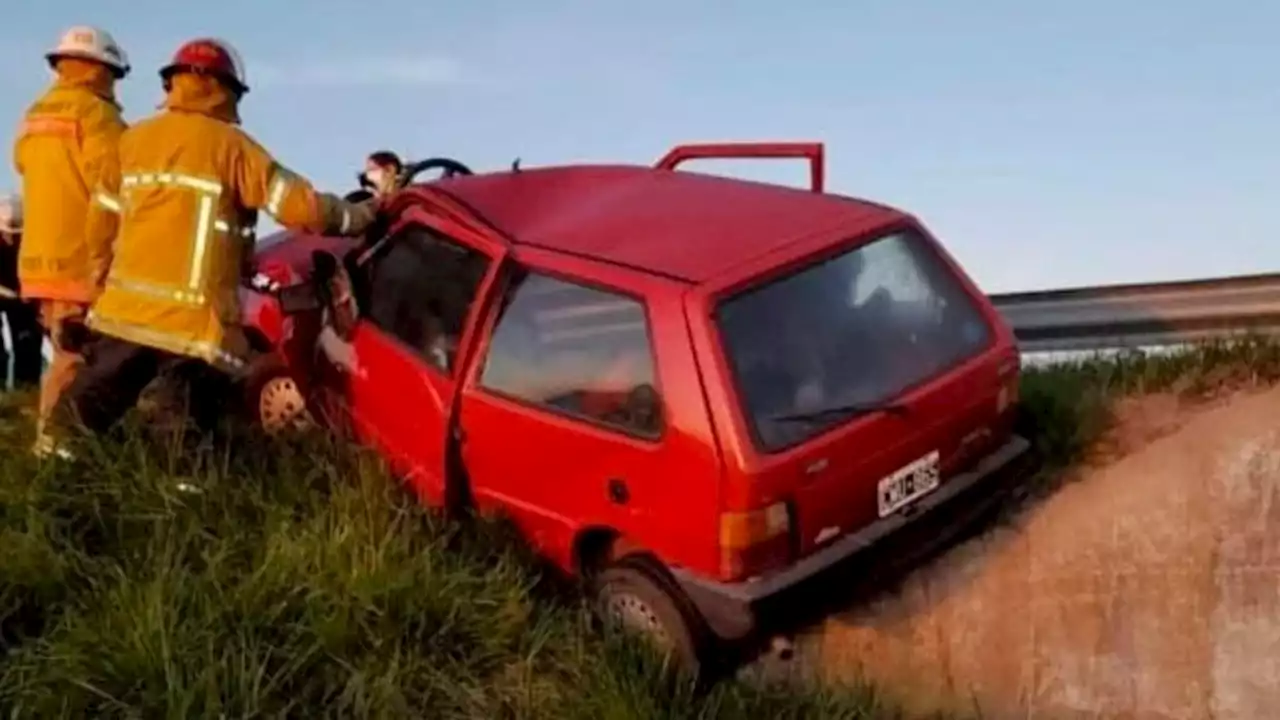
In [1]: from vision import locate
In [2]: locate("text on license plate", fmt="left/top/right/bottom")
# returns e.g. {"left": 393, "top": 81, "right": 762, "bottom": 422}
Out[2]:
{"left": 877, "top": 450, "right": 942, "bottom": 517}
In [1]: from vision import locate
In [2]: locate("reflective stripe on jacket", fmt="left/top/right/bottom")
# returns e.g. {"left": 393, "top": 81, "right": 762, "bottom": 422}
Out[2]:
{"left": 13, "top": 62, "right": 125, "bottom": 303}
{"left": 86, "top": 73, "right": 374, "bottom": 372}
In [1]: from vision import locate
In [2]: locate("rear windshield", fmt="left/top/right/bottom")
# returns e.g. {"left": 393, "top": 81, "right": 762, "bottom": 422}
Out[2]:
{"left": 715, "top": 227, "right": 993, "bottom": 453}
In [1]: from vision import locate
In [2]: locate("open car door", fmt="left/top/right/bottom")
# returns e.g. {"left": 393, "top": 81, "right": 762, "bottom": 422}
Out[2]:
{"left": 314, "top": 198, "right": 509, "bottom": 506}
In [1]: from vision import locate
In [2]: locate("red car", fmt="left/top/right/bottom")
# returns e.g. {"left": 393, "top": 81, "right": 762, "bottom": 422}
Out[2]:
{"left": 240, "top": 143, "right": 1033, "bottom": 670}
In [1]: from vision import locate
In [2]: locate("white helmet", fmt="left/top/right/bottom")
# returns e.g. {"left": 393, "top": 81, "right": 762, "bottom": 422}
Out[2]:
{"left": 0, "top": 193, "right": 22, "bottom": 235}
{"left": 46, "top": 25, "right": 130, "bottom": 77}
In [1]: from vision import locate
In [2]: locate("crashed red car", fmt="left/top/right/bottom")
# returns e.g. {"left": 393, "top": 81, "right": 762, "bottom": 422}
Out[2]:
{"left": 239, "top": 143, "right": 1033, "bottom": 669}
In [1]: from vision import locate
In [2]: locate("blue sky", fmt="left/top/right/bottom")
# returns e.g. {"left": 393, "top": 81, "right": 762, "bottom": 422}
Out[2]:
{"left": 1, "top": 0, "right": 1276, "bottom": 293}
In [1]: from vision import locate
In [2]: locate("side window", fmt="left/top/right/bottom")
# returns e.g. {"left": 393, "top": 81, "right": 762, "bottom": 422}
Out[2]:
{"left": 363, "top": 224, "right": 490, "bottom": 373}
{"left": 479, "top": 271, "right": 663, "bottom": 438}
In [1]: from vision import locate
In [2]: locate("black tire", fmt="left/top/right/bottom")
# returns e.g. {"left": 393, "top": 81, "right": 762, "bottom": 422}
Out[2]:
{"left": 135, "top": 367, "right": 193, "bottom": 429}
{"left": 592, "top": 556, "right": 709, "bottom": 675}
{"left": 241, "top": 352, "right": 313, "bottom": 434}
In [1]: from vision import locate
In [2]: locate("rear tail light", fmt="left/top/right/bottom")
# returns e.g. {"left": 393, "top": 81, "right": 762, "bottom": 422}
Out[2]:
{"left": 719, "top": 501, "right": 792, "bottom": 581}
{"left": 997, "top": 379, "right": 1018, "bottom": 414}
{"left": 996, "top": 354, "right": 1020, "bottom": 415}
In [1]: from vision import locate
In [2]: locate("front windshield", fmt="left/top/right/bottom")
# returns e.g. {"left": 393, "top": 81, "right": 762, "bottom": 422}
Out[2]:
{"left": 715, "top": 227, "right": 993, "bottom": 453}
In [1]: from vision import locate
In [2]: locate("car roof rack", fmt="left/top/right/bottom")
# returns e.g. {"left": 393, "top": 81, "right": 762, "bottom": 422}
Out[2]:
{"left": 653, "top": 141, "right": 825, "bottom": 193}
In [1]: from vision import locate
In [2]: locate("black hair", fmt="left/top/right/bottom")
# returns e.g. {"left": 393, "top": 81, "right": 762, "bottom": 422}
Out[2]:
{"left": 367, "top": 151, "right": 403, "bottom": 171}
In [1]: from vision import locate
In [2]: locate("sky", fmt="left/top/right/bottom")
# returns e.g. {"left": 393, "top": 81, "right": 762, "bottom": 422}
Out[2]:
{"left": 1, "top": 0, "right": 1277, "bottom": 294}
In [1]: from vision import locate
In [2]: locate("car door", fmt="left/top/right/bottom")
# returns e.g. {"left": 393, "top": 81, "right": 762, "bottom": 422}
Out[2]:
{"left": 320, "top": 204, "right": 508, "bottom": 505}
{"left": 454, "top": 261, "right": 721, "bottom": 573}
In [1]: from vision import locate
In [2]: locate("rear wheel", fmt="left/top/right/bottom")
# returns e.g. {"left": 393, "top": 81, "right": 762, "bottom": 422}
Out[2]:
{"left": 243, "top": 353, "right": 314, "bottom": 434}
{"left": 592, "top": 557, "right": 709, "bottom": 675}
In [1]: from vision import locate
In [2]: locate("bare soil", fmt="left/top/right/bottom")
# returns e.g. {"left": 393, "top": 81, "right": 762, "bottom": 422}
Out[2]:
{"left": 750, "top": 385, "right": 1280, "bottom": 719}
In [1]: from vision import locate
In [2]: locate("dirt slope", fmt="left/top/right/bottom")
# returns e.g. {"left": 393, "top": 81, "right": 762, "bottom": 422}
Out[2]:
{"left": 756, "top": 385, "right": 1280, "bottom": 719}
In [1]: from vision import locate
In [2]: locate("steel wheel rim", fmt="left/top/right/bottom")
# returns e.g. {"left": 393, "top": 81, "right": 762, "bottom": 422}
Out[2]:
{"left": 258, "top": 376, "right": 313, "bottom": 433}
{"left": 603, "top": 591, "right": 675, "bottom": 652}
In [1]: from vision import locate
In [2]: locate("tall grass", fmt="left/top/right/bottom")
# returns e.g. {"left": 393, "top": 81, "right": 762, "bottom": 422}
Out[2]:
{"left": 1016, "top": 336, "right": 1280, "bottom": 498}
{"left": 0, "top": 396, "right": 892, "bottom": 719}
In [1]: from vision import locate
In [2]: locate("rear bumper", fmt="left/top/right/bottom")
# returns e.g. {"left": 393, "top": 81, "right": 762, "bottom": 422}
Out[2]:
{"left": 670, "top": 433, "right": 1035, "bottom": 641}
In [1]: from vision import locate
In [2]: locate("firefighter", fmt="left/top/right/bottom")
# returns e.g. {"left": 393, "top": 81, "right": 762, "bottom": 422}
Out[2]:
{"left": 12, "top": 26, "right": 129, "bottom": 452}
{"left": 0, "top": 193, "right": 45, "bottom": 390}
{"left": 51, "top": 38, "right": 381, "bottom": 452}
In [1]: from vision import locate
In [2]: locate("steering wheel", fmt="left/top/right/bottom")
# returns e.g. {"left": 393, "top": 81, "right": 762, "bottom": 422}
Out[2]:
{"left": 399, "top": 157, "right": 475, "bottom": 187}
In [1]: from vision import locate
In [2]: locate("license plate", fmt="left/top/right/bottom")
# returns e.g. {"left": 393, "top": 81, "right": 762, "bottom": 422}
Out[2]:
{"left": 877, "top": 450, "right": 942, "bottom": 517}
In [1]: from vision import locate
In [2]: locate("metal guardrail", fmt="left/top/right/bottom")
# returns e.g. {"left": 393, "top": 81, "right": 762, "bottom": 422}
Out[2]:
{"left": 988, "top": 272, "right": 1280, "bottom": 354}
{"left": 5, "top": 268, "right": 1280, "bottom": 380}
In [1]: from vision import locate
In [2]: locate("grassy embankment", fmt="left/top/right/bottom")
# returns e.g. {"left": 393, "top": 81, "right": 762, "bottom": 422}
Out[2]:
{"left": 2, "top": 337, "right": 1279, "bottom": 718}
{"left": 1018, "top": 337, "right": 1280, "bottom": 474}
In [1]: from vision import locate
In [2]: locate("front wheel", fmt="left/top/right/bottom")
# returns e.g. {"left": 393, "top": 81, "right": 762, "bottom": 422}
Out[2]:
{"left": 242, "top": 353, "right": 314, "bottom": 434}
{"left": 592, "top": 557, "right": 709, "bottom": 675}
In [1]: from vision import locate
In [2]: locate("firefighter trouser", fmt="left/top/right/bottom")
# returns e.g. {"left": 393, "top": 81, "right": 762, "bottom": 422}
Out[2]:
{"left": 54, "top": 335, "right": 233, "bottom": 437}
{"left": 33, "top": 301, "right": 88, "bottom": 445}
{"left": 1, "top": 297, "right": 43, "bottom": 388}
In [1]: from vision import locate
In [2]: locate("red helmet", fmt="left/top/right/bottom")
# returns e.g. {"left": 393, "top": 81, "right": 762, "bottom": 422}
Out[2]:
{"left": 159, "top": 38, "right": 248, "bottom": 94}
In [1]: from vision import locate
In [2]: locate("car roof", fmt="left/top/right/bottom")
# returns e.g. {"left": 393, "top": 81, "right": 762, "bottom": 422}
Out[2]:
{"left": 432, "top": 164, "right": 909, "bottom": 283}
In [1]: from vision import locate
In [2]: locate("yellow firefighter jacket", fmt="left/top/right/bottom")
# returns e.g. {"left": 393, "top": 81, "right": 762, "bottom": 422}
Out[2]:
{"left": 12, "top": 60, "right": 126, "bottom": 303}
{"left": 86, "top": 73, "right": 376, "bottom": 372}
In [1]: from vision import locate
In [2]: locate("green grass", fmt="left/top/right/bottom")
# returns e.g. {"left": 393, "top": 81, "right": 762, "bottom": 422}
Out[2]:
{"left": 2, "top": 336, "right": 1278, "bottom": 718}
{"left": 1018, "top": 336, "right": 1280, "bottom": 472}
{"left": 0, "top": 396, "right": 896, "bottom": 719}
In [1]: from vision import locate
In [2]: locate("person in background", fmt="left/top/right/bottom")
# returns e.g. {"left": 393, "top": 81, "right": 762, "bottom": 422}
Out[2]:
{"left": 0, "top": 194, "right": 44, "bottom": 389}
{"left": 360, "top": 150, "right": 404, "bottom": 197}
{"left": 12, "top": 26, "right": 130, "bottom": 454}
{"left": 50, "top": 37, "right": 381, "bottom": 454}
